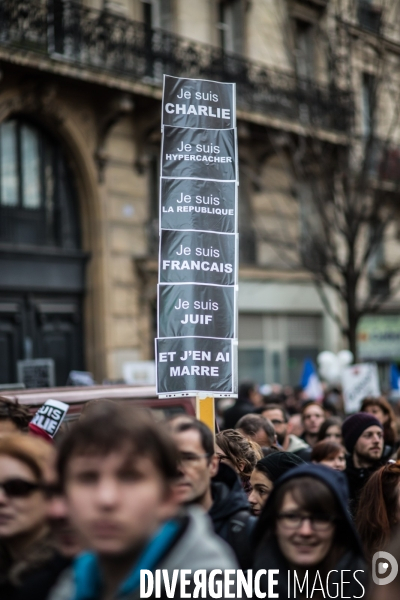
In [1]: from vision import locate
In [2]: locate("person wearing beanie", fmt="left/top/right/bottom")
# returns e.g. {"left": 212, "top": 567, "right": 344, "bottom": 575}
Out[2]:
{"left": 248, "top": 451, "right": 305, "bottom": 516}
{"left": 342, "top": 412, "right": 389, "bottom": 515}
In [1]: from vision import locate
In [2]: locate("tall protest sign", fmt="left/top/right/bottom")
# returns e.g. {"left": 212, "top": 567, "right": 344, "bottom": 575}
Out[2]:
{"left": 156, "top": 76, "right": 238, "bottom": 407}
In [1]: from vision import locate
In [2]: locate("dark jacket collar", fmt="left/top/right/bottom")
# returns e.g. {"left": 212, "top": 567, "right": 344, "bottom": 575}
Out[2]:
{"left": 209, "top": 463, "right": 250, "bottom": 523}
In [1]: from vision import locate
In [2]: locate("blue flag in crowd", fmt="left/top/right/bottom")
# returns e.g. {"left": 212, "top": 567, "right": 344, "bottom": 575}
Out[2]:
{"left": 300, "top": 358, "right": 324, "bottom": 401}
{"left": 390, "top": 363, "right": 400, "bottom": 391}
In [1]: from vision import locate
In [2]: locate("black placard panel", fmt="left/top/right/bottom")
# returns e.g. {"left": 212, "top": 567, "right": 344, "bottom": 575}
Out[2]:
{"left": 156, "top": 337, "right": 234, "bottom": 395}
{"left": 162, "top": 76, "right": 235, "bottom": 129}
{"left": 162, "top": 127, "right": 236, "bottom": 181}
{"left": 159, "top": 230, "right": 236, "bottom": 286}
{"left": 158, "top": 284, "right": 235, "bottom": 338}
{"left": 160, "top": 179, "right": 236, "bottom": 233}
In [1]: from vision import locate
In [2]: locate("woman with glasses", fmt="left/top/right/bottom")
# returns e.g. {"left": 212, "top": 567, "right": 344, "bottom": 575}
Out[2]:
{"left": 0, "top": 434, "right": 68, "bottom": 599}
{"left": 252, "top": 464, "right": 367, "bottom": 598}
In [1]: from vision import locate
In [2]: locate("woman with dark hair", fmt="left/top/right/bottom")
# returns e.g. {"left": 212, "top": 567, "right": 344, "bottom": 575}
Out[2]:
{"left": 249, "top": 452, "right": 304, "bottom": 516}
{"left": 311, "top": 440, "right": 346, "bottom": 471}
{"left": 317, "top": 416, "right": 343, "bottom": 444}
{"left": 253, "top": 465, "right": 367, "bottom": 598}
{"left": 215, "top": 429, "right": 261, "bottom": 494}
{"left": 355, "top": 461, "right": 400, "bottom": 562}
{"left": 360, "top": 396, "right": 398, "bottom": 449}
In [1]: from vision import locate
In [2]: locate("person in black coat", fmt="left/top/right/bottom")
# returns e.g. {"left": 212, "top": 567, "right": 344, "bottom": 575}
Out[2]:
{"left": 252, "top": 464, "right": 367, "bottom": 599}
{"left": 209, "top": 462, "right": 256, "bottom": 570}
{"left": 342, "top": 412, "right": 390, "bottom": 516}
{"left": 222, "top": 382, "right": 261, "bottom": 429}
{"left": 168, "top": 418, "right": 255, "bottom": 569}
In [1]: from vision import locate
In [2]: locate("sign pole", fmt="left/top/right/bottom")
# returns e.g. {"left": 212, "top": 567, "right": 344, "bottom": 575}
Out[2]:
{"left": 196, "top": 394, "right": 215, "bottom": 436}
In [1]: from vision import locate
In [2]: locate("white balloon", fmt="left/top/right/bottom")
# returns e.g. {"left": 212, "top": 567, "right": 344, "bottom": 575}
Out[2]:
{"left": 322, "top": 365, "right": 341, "bottom": 384}
{"left": 338, "top": 350, "right": 354, "bottom": 367}
{"left": 317, "top": 351, "right": 336, "bottom": 366}
{"left": 317, "top": 350, "right": 353, "bottom": 384}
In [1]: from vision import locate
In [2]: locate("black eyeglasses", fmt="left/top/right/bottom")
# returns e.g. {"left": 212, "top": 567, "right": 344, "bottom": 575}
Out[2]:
{"left": 277, "top": 512, "right": 336, "bottom": 531}
{"left": 0, "top": 478, "right": 42, "bottom": 498}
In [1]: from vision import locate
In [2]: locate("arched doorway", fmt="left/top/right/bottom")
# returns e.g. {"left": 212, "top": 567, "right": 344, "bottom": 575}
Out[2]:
{"left": 0, "top": 117, "right": 87, "bottom": 385}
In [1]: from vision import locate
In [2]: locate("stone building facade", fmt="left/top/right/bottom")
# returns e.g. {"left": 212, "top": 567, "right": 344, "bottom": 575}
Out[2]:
{"left": 0, "top": 0, "right": 398, "bottom": 386}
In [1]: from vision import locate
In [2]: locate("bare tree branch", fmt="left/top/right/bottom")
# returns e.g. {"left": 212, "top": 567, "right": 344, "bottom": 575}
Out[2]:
{"left": 254, "top": 0, "right": 400, "bottom": 357}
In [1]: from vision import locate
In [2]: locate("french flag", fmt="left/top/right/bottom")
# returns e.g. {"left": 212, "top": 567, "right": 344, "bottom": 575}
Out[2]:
{"left": 300, "top": 358, "right": 324, "bottom": 401}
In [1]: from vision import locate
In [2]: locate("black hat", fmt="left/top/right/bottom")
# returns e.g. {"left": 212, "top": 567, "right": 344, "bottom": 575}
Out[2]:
{"left": 255, "top": 451, "right": 305, "bottom": 482}
{"left": 342, "top": 413, "right": 383, "bottom": 453}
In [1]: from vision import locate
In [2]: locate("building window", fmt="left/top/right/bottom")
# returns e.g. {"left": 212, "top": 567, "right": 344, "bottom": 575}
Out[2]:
{"left": 217, "top": 0, "right": 245, "bottom": 55}
{"left": 148, "top": 153, "right": 160, "bottom": 256}
{"left": 141, "top": 0, "right": 172, "bottom": 30}
{"left": 238, "top": 313, "right": 322, "bottom": 386}
{"left": 0, "top": 118, "right": 80, "bottom": 248}
{"left": 238, "top": 170, "right": 256, "bottom": 264}
{"left": 361, "top": 73, "right": 374, "bottom": 136}
{"left": 357, "top": 0, "right": 382, "bottom": 34}
{"left": 294, "top": 19, "right": 314, "bottom": 80}
{"left": 368, "top": 220, "right": 390, "bottom": 297}
{"left": 0, "top": 121, "right": 18, "bottom": 207}
{"left": 142, "top": 0, "right": 153, "bottom": 29}
{"left": 298, "top": 180, "right": 327, "bottom": 270}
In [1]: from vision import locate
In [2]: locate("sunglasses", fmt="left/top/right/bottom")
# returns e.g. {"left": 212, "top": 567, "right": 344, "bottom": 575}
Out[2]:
{"left": 0, "top": 478, "right": 42, "bottom": 498}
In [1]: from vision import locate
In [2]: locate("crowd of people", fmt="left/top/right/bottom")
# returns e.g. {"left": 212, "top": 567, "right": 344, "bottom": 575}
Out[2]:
{"left": 0, "top": 385, "right": 400, "bottom": 599}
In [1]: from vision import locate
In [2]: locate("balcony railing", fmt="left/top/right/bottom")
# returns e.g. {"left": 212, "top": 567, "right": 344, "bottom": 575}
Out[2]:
{"left": 0, "top": 0, "right": 353, "bottom": 133}
{"left": 293, "top": 0, "right": 329, "bottom": 9}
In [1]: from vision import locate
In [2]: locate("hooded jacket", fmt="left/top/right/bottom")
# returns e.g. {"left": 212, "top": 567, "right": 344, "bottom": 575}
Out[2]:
{"left": 252, "top": 464, "right": 367, "bottom": 599}
{"left": 48, "top": 506, "right": 237, "bottom": 600}
{"left": 209, "top": 463, "right": 256, "bottom": 569}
